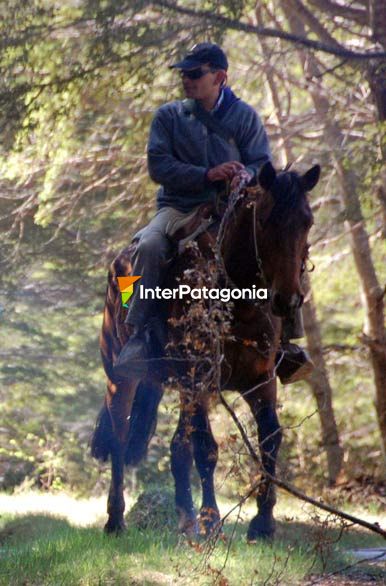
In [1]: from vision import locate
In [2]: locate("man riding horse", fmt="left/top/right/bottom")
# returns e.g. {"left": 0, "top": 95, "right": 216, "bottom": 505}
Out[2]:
{"left": 114, "top": 42, "right": 313, "bottom": 384}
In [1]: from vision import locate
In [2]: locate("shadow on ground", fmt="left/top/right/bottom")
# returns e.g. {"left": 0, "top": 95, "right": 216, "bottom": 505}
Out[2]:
{"left": 0, "top": 512, "right": 384, "bottom": 585}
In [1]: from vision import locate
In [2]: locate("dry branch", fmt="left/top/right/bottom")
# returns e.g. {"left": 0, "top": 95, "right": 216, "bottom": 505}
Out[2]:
{"left": 153, "top": 1, "right": 386, "bottom": 60}
{"left": 219, "top": 392, "right": 386, "bottom": 540}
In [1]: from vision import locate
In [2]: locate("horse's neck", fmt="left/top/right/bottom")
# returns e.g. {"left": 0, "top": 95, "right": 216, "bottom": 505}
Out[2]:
{"left": 222, "top": 205, "right": 259, "bottom": 288}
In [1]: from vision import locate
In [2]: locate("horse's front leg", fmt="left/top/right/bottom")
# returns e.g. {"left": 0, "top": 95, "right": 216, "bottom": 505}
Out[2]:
{"left": 104, "top": 379, "right": 138, "bottom": 534}
{"left": 191, "top": 403, "right": 221, "bottom": 537}
{"left": 242, "top": 380, "right": 282, "bottom": 541}
{"left": 170, "top": 399, "right": 198, "bottom": 537}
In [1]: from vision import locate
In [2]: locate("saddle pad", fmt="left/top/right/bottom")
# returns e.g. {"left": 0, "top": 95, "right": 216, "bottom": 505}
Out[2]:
{"left": 165, "top": 205, "right": 215, "bottom": 254}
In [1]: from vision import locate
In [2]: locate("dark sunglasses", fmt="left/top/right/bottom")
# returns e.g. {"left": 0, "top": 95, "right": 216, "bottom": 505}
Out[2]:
{"left": 179, "top": 68, "right": 213, "bottom": 80}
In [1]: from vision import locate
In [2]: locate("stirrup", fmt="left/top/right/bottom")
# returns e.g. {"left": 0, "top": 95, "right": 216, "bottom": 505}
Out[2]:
{"left": 276, "top": 344, "right": 314, "bottom": 385}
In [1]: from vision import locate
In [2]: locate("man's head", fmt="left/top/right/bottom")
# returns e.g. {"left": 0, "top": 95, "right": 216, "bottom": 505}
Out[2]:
{"left": 170, "top": 43, "right": 228, "bottom": 104}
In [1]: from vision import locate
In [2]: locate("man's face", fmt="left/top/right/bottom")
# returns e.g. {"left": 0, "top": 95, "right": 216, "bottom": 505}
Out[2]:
{"left": 180, "top": 64, "right": 225, "bottom": 101}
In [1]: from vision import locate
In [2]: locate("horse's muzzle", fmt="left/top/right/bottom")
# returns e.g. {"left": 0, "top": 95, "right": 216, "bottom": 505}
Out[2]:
{"left": 271, "top": 291, "right": 304, "bottom": 317}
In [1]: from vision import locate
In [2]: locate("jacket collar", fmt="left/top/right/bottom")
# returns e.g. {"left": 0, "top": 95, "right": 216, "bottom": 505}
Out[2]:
{"left": 182, "top": 87, "right": 240, "bottom": 119}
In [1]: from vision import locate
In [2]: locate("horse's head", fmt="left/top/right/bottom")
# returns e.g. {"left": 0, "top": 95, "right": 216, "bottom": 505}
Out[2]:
{"left": 220, "top": 161, "right": 319, "bottom": 318}
{"left": 255, "top": 161, "right": 320, "bottom": 317}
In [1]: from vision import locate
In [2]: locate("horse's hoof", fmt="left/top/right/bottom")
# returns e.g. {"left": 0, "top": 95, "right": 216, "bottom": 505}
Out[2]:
{"left": 199, "top": 507, "right": 222, "bottom": 538}
{"left": 247, "top": 515, "right": 276, "bottom": 542}
{"left": 179, "top": 519, "right": 199, "bottom": 538}
{"left": 104, "top": 518, "right": 126, "bottom": 535}
{"left": 178, "top": 517, "right": 199, "bottom": 538}
{"left": 176, "top": 506, "right": 199, "bottom": 538}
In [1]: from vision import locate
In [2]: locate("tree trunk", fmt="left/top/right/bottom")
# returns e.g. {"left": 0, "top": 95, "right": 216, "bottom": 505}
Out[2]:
{"left": 369, "top": 0, "right": 386, "bottom": 120}
{"left": 302, "top": 272, "right": 344, "bottom": 484}
{"left": 368, "top": 0, "right": 386, "bottom": 237}
{"left": 255, "top": 5, "right": 343, "bottom": 483}
{"left": 284, "top": 3, "right": 386, "bottom": 474}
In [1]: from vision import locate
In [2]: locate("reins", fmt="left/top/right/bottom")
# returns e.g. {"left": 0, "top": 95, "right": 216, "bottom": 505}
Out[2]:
{"left": 252, "top": 198, "right": 268, "bottom": 288}
{"left": 215, "top": 179, "right": 270, "bottom": 295}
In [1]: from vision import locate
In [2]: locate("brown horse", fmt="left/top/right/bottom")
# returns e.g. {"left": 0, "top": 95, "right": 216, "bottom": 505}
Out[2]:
{"left": 91, "top": 161, "right": 320, "bottom": 539}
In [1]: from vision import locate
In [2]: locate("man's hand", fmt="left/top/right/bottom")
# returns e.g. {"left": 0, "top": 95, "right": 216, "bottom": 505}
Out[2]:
{"left": 230, "top": 169, "right": 253, "bottom": 190}
{"left": 207, "top": 161, "right": 245, "bottom": 182}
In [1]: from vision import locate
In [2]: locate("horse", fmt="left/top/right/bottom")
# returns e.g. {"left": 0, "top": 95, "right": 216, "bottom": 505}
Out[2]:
{"left": 91, "top": 161, "right": 320, "bottom": 539}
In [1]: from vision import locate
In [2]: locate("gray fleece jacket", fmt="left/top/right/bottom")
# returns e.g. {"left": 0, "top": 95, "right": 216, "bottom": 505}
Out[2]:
{"left": 147, "top": 88, "right": 271, "bottom": 212}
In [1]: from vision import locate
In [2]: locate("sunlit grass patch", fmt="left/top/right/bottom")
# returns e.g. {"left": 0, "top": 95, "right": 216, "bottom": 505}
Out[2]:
{"left": 0, "top": 492, "right": 385, "bottom": 585}
{"left": 0, "top": 515, "right": 319, "bottom": 586}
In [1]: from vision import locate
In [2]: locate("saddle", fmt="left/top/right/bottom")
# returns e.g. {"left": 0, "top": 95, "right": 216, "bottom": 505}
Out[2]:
{"left": 165, "top": 202, "right": 217, "bottom": 254}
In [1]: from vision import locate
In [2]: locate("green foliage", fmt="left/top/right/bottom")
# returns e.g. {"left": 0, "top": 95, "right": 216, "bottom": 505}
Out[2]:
{"left": 0, "top": 250, "right": 108, "bottom": 493}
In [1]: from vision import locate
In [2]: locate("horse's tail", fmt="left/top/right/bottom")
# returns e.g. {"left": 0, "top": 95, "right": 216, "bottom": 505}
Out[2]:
{"left": 91, "top": 381, "right": 162, "bottom": 465}
{"left": 99, "top": 271, "right": 123, "bottom": 383}
{"left": 90, "top": 398, "right": 115, "bottom": 462}
{"left": 125, "top": 381, "right": 163, "bottom": 465}
{"left": 91, "top": 259, "right": 123, "bottom": 462}
{"left": 92, "top": 246, "right": 162, "bottom": 466}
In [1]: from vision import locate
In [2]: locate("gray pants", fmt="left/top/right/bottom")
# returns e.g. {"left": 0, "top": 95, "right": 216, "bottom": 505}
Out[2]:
{"left": 126, "top": 206, "right": 304, "bottom": 339}
{"left": 125, "top": 207, "right": 185, "bottom": 328}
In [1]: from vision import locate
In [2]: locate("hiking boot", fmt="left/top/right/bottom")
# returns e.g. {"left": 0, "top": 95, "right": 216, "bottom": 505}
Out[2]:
{"left": 276, "top": 342, "right": 314, "bottom": 385}
{"left": 113, "top": 326, "right": 148, "bottom": 379}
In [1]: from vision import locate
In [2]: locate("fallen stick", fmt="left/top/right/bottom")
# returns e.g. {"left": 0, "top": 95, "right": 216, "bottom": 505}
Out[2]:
{"left": 219, "top": 393, "right": 386, "bottom": 540}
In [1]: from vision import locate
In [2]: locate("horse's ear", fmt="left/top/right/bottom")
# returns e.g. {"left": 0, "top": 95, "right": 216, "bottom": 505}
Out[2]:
{"left": 258, "top": 161, "right": 277, "bottom": 191}
{"left": 302, "top": 165, "right": 320, "bottom": 192}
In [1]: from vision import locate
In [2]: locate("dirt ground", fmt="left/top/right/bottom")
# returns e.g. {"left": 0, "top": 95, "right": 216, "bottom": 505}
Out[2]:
{"left": 307, "top": 571, "right": 385, "bottom": 585}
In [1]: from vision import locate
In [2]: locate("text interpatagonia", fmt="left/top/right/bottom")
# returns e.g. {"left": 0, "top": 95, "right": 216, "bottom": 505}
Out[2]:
{"left": 138, "top": 284, "right": 268, "bottom": 303}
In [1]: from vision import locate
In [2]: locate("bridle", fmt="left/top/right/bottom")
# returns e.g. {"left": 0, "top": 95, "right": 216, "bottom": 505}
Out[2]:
{"left": 215, "top": 179, "right": 270, "bottom": 294}
{"left": 251, "top": 196, "right": 268, "bottom": 288}
{"left": 215, "top": 178, "right": 313, "bottom": 299}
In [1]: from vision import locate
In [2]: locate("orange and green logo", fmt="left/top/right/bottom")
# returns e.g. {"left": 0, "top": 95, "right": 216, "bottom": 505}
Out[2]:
{"left": 117, "top": 276, "right": 141, "bottom": 308}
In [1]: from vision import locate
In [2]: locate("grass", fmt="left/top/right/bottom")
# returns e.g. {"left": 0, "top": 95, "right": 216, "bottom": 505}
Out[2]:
{"left": 0, "top": 492, "right": 385, "bottom": 585}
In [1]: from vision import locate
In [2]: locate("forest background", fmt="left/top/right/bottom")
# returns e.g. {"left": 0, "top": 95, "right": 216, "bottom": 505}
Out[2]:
{"left": 0, "top": 0, "right": 385, "bottom": 511}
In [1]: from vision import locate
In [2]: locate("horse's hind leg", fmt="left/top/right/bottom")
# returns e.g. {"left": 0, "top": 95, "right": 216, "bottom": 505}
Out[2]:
{"left": 170, "top": 398, "right": 198, "bottom": 537}
{"left": 105, "top": 442, "right": 126, "bottom": 534}
{"left": 104, "top": 379, "right": 137, "bottom": 534}
{"left": 242, "top": 381, "right": 282, "bottom": 541}
{"left": 191, "top": 403, "right": 220, "bottom": 537}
